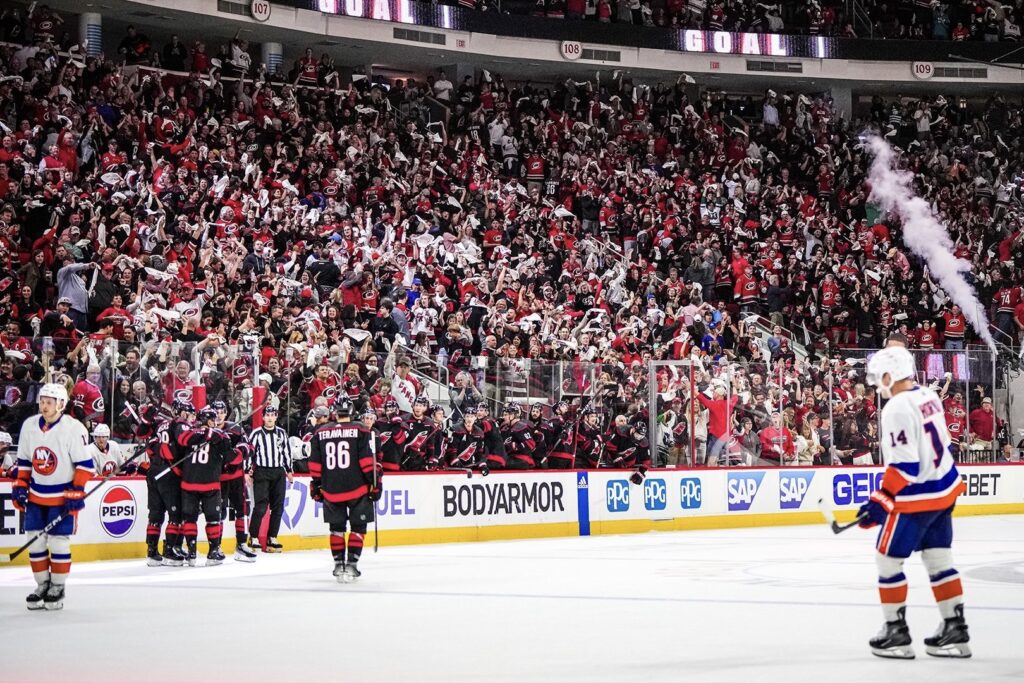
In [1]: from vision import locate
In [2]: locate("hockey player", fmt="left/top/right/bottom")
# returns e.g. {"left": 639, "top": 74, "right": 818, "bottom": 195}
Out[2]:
{"left": 179, "top": 407, "right": 233, "bottom": 567}
{"left": 604, "top": 418, "right": 641, "bottom": 468}
{"left": 861, "top": 347, "right": 970, "bottom": 659}
{"left": 86, "top": 424, "right": 125, "bottom": 476}
{"left": 526, "top": 404, "right": 550, "bottom": 467}
{"left": 446, "top": 410, "right": 485, "bottom": 469}
{"left": 376, "top": 399, "right": 406, "bottom": 473}
{"left": 426, "top": 404, "right": 448, "bottom": 470}
{"left": 477, "top": 402, "right": 507, "bottom": 470}
{"left": 402, "top": 396, "right": 436, "bottom": 471}
{"left": 145, "top": 399, "right": 195, "bottom": 566}
{"left": 212, "top": 400, "right": 256, "bottom": 562}
{"left": 577, "top": 407, "right": 605, "bottom": 468}
{"left": 501, "top": 403, "right": 537, "bottom": 469}
{"left": 308, "top": 396, "right": 381, "bottom": 582}
{"left": 12, "top": 383, "right": 93, "bottom": 610}
{"left": 540, "top": 401, "right": 570, "bottom": 467}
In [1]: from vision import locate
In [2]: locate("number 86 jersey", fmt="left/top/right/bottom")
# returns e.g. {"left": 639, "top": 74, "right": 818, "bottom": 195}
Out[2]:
{"left": 880, "top": 386, "right": 966, "bottom": 513}
{"left": 308, "top": 421, "right": 375, "bottom": 504}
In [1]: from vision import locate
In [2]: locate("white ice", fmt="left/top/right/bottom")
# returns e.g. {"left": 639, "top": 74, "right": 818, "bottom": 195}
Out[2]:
{"left": 1, "top": 515, "right": 1023, "bottom": 683}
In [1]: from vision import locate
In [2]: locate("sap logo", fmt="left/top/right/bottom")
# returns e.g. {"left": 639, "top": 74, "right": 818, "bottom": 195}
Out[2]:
{"left": 606, "top": 480, "right": 630, "bottom": 513}
{"left": 779, "top": 472, "right": 815, "bottom": 510}
{"left": 680, "top": 478, "right": 702, "bottom": 509}
{"left": 833, "top": 472, "right": 884, "bottom": 506}
{"left": 99, "top": 485, "right": 136, "bottom": 538}
{"left": 727, "top": 472, "right": 764, "bottom": 511}
{"left": 281, "top": 480, "right": 308, "bottom": 530}
{"left": 644, "top": 479, "right": 667, "bottom": 511}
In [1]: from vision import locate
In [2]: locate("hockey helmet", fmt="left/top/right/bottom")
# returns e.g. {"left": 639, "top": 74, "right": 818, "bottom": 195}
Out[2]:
{"left": 413, "top": 395, "right": 431, "bottom": 409}
{"left": 333, "top": 395, "right": 354, "bottom": 417}
{"left": 361, "top": 408, "right": 378, "bottom": 421}
{"left": 38, "top": 382, "right": 69, "bottom": 410}
{"left": 172, "top": 398, "right": 195, "bottom": 415}
{"left": 553, "top": 400, "right": 569, "bottom": 415}
{"left": 92, "top": 423, "right": 111, "bottom": 438}
{"left": 866, "top": 347, "right": 916, "bottom": 399}
{"left": 632, "top": 421, "right": 648, "bottom": 438}
{"left": 211, "top": 400, "right": 228, "bottom": 413}
{"left": 502, "top": 403, "right": 522, "bottom": 418}
{"left": 198, "top": 406, "right": 217, "bottom": 422}
{"left": 0, "top": 431, "right": 11, "bottom": 446}
{"left": 384, "top": 398, "right": 400, "bottom": 413}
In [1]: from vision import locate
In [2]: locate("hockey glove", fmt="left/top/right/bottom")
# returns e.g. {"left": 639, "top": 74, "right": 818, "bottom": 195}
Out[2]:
{"left": 11, "top": 480, "right": 28, "bottom": 512}
{"left": 857, "top": 488, "right": 895, "bottom": 529}
{"left": 368, "top": 486, "right": 382, "bottom": 502}
{"left": 63, "top": 486, "right": 86, "bottom": 514}
{"left": 309, "top": 478, "right": 323, "bottom": 502}
{"left": 629, "top": 465, "right": 648, "bottom": 486}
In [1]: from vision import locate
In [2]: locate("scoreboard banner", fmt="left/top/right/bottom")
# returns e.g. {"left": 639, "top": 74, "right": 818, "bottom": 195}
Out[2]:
{"left": 1, "top": 465, "right": 1020, "bottom": 563}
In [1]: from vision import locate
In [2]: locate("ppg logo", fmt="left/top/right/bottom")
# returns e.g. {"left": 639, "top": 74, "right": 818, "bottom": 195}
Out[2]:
{"left": 643, "top": 479, "right": 667, "bottom": 511}
{"left": 779, "top": 472, "right": 815, "bottom": 510}
{"left": 727, "top": 471, "right": 765, "bottom": 511}
{"left": 833, "top": 472, "right": 884, "bottom": 506}
{"left": 99, "top": 485, "right": 136, "bottom": 538}
{"left": 606, "top": 480, "right": 630, "bottom": 513}
{"left": 680, "top": 478, "right": 702, "bottom": 509}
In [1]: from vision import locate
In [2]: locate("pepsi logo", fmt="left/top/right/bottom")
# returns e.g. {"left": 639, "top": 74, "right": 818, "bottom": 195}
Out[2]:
{"left": 32, "top": 447, "right": 58, "bottom": 476}
{"left": 99, "top": 485, "right": 137, "bottom": 538}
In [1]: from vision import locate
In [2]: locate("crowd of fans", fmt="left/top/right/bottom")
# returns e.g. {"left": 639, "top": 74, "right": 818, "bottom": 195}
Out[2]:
{"left": 0, "top": 2, "right": 1019, "bottom": 479}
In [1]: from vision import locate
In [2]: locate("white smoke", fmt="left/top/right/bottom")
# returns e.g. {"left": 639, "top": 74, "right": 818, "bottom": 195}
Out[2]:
{"left": 866, "top": 135, "right": 997, "bottom": 352}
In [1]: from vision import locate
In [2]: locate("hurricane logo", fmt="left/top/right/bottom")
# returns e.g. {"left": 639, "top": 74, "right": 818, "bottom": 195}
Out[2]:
{"left": 99, "top": 485, "right": 137, "bottom": 538}
{"left": 173, "top": 388, "right": 192, "bottom": 403}
{"left": 321, "top": 385, "right": 338, "bottom": 401}
{"left": 32, "top": 447, "right": 58, "bottom": 476}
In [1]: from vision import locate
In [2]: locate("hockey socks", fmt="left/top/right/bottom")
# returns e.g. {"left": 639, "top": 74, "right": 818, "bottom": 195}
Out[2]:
{"left": 347, "top": 533, "right": 364, "bottom": 566}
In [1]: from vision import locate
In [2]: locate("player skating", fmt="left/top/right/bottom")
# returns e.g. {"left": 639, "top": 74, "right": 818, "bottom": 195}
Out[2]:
{"left": 861, "top": 347, "right": 970, "bottom": 659}
{"left": 11, "top": 383, "right": 93, "bottom": 610}
{"left": 308, "top": 396, "right": 381, "bottom": 583}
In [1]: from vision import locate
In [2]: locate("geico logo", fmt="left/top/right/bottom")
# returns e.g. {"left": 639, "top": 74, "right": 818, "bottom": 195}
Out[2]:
{"left": 643, "top": 479, "right": 667, "bottom": 511}
{"left": 960, "top": 472, "right": 1000, "bottom": 497}
{"left": 833, "top": 472, "right": 884, "bottom": 506}
{"left": 442, "top": 482, "right": 565, "bottom": 517}
{"left": 606, "top": 480, "right": 629, "bottom": 512}
{"left": 101, "top": 505, "right": 135, "bottom": 516}
{"left": 680, "top": 478, "right": 702, "bottom": 509}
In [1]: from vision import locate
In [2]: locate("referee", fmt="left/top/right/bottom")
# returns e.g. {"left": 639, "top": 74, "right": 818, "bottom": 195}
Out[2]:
{"left": 247, "top": 405, "right": 292, "bottom": 552}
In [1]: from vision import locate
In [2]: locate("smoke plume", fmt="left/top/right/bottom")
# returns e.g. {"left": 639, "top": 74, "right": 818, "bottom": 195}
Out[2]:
{"left": 866, "top": 135, "right": 997, "bottom": 352}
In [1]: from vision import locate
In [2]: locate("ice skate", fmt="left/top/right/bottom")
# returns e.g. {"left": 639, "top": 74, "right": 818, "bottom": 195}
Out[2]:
{"left": 333, "top": 560, "right": 346, "bottom": 580}
{"left": 43, "top": 584, "right": 65, "bottom": 611}
{"left": 161, "top": 543, "right": 183, "bottom": 567}
{"left": 869, "top": 607, "right": 915, "bottom": 659}
{"left": 206, "top": 544, "right": 226, "bottom": 567}
{"left": 26, "top": 582, "right": 49, "bottom": 611}
{"left": 146, "top": 543, "right": 164, "bottom": 567}
{"left": 185, "top": 540, "right": 198, "bottom": 567}
{"left": 234, "top": 542, "right": 257, "bottom": 563}
{"left": 341, "top": 563, "right": 361, "bottom": 583}
{"left": 924, "top": 605, "right": 971, "bottom": 658}
{"left": 264, "top": 537, "right": 283, "bottom": 553}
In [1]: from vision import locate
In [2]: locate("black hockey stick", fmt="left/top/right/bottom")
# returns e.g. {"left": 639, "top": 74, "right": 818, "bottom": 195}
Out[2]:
{"left": 154, "top": 431, "right": 214, "bottom": 480}
{"left": 817, "top": 497, "right": 868, "bottom": 534}
{"left": 452, "top": 466, "right": 489, "bottom": 478}
{"left": 1, "top": 446, "right": 147, "bottom": 563}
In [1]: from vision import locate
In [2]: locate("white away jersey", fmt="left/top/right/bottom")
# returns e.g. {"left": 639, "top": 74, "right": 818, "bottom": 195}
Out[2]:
{"left": 880, "top": 385, "right": 965, "bottom": 513}
{"left": 17, "top": 414, "right": 93, "bottom": 506}
{"left": 86, "top": 440, "right": 126, "bottom": 476}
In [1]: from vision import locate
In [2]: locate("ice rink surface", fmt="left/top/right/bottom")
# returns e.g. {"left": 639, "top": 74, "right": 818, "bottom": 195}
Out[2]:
{"left": 1, "top": 516, "right": 1022, "bottom": 683}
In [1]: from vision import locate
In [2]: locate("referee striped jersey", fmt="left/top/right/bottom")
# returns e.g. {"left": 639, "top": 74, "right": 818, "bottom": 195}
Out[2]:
{"left": 248, "top": 425, "right": 291, "bottom": 470}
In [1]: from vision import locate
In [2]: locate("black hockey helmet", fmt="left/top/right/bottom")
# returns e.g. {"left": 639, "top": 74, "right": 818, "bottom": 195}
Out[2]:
{"left": 211, "top": 400, "right": 228, "bottom": 413}
{"left": 333, "top": 395, "right": 354, "bottom": 417}
{"left": 413, "top": 395, "right": 431, "bottom": 409}
{"left": 384, "top": 398, "right": 400, "bottom": 413}
{"left": 503, "top": 402, "right": 522, "bottom": 418}
{"left": 198, "top": 406, "right": 217, "bottom": 423}
{"left": 172, "top": 398, "right": 195, "bottom": 415}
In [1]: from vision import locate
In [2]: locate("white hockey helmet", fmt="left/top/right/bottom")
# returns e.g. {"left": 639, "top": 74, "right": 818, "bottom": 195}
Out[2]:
{"left": 93, "top": 423, "right": 111, "bottom": 438}
{"left": 38, "top": 382, "right": 69, "bottom": 410}
{"left": 0, "top": 431, "right": 11, "bottom": 446}
{"left": 866, "top": 347, "right": 916, "bottom": 399}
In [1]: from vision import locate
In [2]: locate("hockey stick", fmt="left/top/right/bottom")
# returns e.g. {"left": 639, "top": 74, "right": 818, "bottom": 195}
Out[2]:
{"left": 154, "top": 430, "right": 215, "bottom": 480}
{"left": 451, "top": 466, "right": 489, "bottom": 478}
{"left": 1, "top": 447, "right": 147, "bottom": 563}
{"left": 817, "top": 497, "right": 868, "bottom": 534}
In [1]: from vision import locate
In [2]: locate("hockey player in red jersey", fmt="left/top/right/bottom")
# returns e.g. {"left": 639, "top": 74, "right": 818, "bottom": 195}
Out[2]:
{"left": 501, "top": 403, "right": 537, "bottom": 469}
{"left": 577, "top": 407, "right": 605, "bottom": 468}
{"left": 179, "top": 407, "right": 234, "bottom": 567}
{"left": 539, "top": 401, "right": 570, "bottom": 468}
{"left": 12, "top": 383, "right": 93, "bottom": 610}
{"left": 145, "top": 398, "right": 195, "bottom": 566}
{"left": 477, "top": 402, "right": 507, "bottom": 470}
{"left": 308, "top": 396, "right": 381, "bottom": 582}
{"left": 861, "top": 347, "right": 970, "bottom": 659}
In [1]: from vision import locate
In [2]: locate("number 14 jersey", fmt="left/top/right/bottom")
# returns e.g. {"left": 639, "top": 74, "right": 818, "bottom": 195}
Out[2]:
{"left": 880, "top": 385, "right": 966, "bottom": 513}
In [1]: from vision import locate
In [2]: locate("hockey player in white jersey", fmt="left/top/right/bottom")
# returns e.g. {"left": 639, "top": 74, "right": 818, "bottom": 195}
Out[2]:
{"left": 11, "top": 383, "right": 93, "bottom": 611}
{"left": 862, "top": 347, "right": 969, "bottom": 659}
{"left": 85, "top": 424, "right": 125, "bottom": 476}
